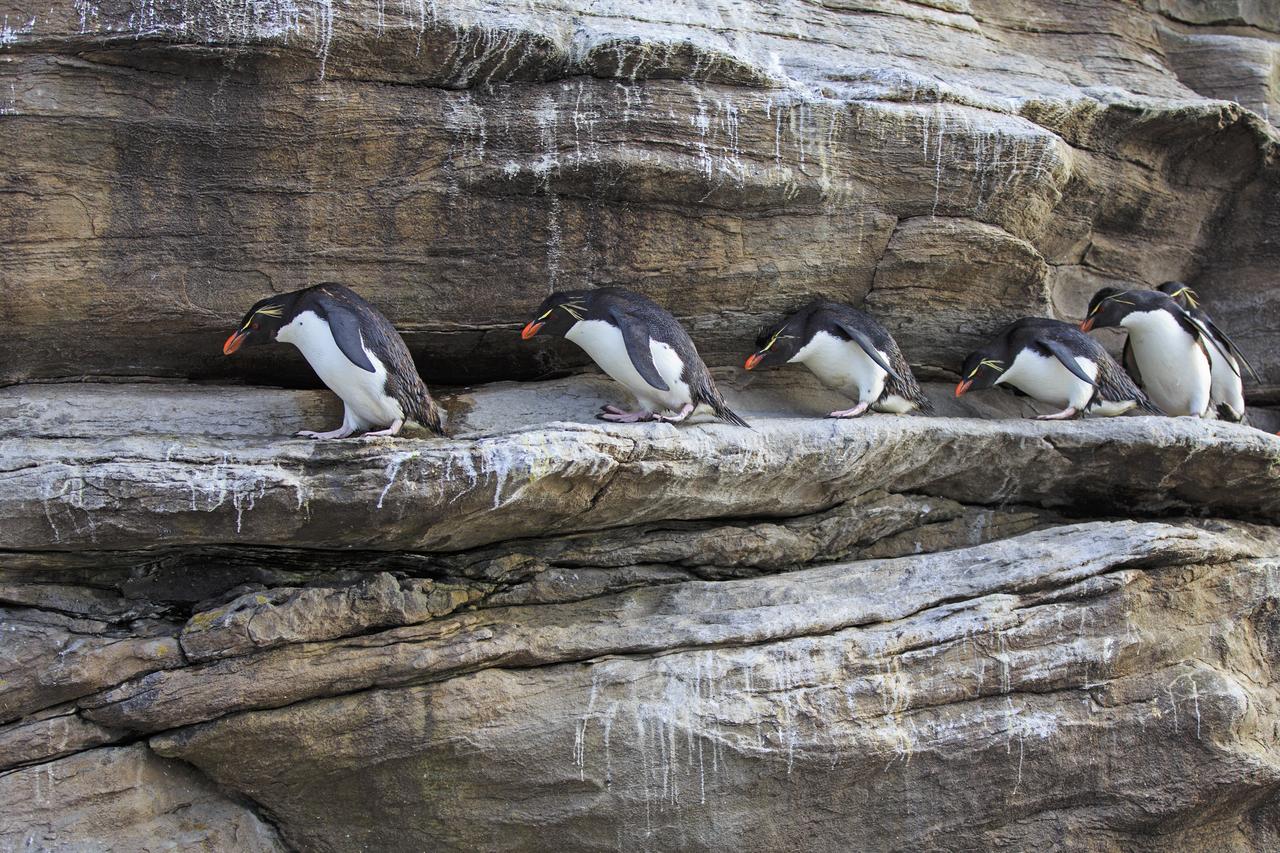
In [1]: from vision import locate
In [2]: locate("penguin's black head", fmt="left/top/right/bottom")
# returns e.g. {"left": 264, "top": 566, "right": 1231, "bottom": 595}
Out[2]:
{"left": 1081, "top": 287, "right": 1141, "bottom": 332}
{"left": 1158, "top": 281, "right": 1199, "bottom": 310}
{"left": 223, "top": 293, "right": 294, "bottom": 355}
{"left": 744, "top": 304, "right": 815, "bottom": 370}
{"left": 955, "top": 347, "right": 1006, "bottom": 397}
{"left": 521, "top": 290, "right": 591, "bottom": 340}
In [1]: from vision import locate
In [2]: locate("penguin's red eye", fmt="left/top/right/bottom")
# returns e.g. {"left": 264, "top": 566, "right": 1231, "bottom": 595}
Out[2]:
{"left": 251, "top": 322, "right": 260, "bottom": 330}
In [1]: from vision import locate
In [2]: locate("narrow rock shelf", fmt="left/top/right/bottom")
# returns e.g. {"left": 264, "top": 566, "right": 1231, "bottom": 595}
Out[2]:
{"left": 3, "top": 378, "right": 1277, "bottom": 555}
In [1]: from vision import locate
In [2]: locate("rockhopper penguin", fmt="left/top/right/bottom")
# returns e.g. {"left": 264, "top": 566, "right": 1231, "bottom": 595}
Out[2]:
{"left": 743, "top": 299, "right": 932, "bottom": 417}
{"left": 521, "top": 287, "right": 749, "bottom": 426}
{"left": 1157, "top": 281, "right": 1257, "bottom": 422}
{"left": 223, "top": 283, "right": 446, "bottom": 438}
{"left": 1081, "top": 287, "right": 1219, "bottom": 417}
{"left": 957, "top": 317, "right": 1162, "bottom": 419}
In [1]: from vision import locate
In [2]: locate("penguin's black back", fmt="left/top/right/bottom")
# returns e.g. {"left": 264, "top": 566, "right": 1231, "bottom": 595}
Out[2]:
{"left": 803, "top": 300, "right": 932, "bottom": 413}
{"left": 298, "top": 284, "right": 445, "bottom": 434}
{"left": 586, "top": 287, "right": 748, "bottom": 426}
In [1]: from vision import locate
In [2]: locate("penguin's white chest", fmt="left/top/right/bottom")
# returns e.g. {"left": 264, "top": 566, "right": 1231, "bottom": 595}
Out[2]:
{"left": 277, "top": 311, "right": 402, "bottom": 427}
{"left": 999, "top": 349, "right": 1097, "bottom": 409}
{"left": 566, "top": 320, "right": 691, "bottom": 411}
{"left": 1123, "top": 311, "right": 1211, "bottom": 416}
{"left": 792, "top": 331, "right": 888, "bottom": 403}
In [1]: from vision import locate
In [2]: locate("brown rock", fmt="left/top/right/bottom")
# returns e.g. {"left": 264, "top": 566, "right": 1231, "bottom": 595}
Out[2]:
{"left": 180, "top": 571, "right": 486, "bottom": 661}
{"left": 0, "top": 609, "right": 181, "bottom": 724}
{"left": 0, "top": 745, "right": 285, "bottom": 852}
{"left": 3, "top": 0, "right": 1280, "bottom": 848}
{"left": 866, "top": 217, "right": 1052, "bottom": 376}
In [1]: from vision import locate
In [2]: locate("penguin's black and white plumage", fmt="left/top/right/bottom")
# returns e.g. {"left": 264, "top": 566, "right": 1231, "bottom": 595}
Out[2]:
{"left": 1157, "top": 281, "right": 1257, "bottom": 422}
{"left": 224, "top": 283, "right": 445, "bottom": 438}
{"left": 1082, "top": 287, "right": 1217, "bottom": 418}
{"left": 521, "top": 287, "right": 748, "bottom": 426}
{"left": 743, "top": 300, "right": 931, "bottom": 417}
{"left": 957, "top": 317, "right": 1162, "bottom": 419}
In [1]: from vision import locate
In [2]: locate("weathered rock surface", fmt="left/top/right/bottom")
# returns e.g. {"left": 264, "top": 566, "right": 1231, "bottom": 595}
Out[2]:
{"left": 4, "top": 381, "right": 1278, "bottom": 557}
{"left": 0, "top": 0, "right": 1277, "bottom": 401}
{"left": 2, "top": 379, "right": 1280, "bottom": 850}
{"left": 4, "top": 0, "right": 1280, "bottom": 849}
{"left": 0, "top": 744, "right": 286, "bottom": 851}
{"left": 149, "top": 523, "right": 1280, "bottom": 852}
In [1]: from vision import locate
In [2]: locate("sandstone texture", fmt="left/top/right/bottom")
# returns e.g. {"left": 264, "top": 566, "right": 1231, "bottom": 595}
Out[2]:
{"left": 3, "top": 0, "right": 1280, "bottom": 850}
{"left": 0, "top": 0, "right": 1277, "bottom": 394}
{"left": 2, "top": 379, "right": 1280, "bottom": 851}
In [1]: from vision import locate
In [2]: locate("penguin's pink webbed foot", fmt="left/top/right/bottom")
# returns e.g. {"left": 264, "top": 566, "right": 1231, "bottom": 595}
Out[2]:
{"left": 597, "top": 409, "right": 655, "bottom": 423}
{"left": 297, "top": 425, "right": 356, "bottom": 440}
{"left": 361, "top": 419, "right": 404, "bottom": 438}
{"left": 1035, "top": 407, "right": 1079, "bottom": 421}
{"left": 828, "top": 402, "right": 869, "bottom": 419}
{"left": 654, "top": 403, "right": 695, "bottom": 423}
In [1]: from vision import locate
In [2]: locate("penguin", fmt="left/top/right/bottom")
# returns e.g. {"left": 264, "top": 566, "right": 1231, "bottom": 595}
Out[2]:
{"left": 742, "top": 299, "right": 931, "bottom": 417}
{"left": 520, "top": 287, "right": 748, "bottom": 426}
{"left": 956, "top": 317, "right": 1162, "bottom": 419}
{"left": 223, "top": 283, "right": 446, "bottom": 438}
{"left": 1156, "top": 281, "right": 1257, "bottom": 422}
{"left": 1081, "top": 287, "right": 1217, "bottom": 417}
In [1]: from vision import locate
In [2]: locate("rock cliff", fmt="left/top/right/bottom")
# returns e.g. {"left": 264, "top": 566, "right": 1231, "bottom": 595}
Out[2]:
{"left": 2, "top": 0, "right": 1279, "bottom": 850}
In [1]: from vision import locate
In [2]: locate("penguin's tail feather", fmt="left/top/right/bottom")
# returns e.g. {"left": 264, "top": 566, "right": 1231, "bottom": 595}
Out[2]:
{"left": 691, "top": 368, "right": 751, "bottom": 428}
{"left": 405, "top": 385, "right": 448, "bottom": 436}
{"left": 715, "top": 402, "right": 752, "bottom": 428}
{"left": 1135, "top": 394, "right": 1165, "bottom": 416}
{"left": 913, "top": 393, "right": 936, "bottom": 416}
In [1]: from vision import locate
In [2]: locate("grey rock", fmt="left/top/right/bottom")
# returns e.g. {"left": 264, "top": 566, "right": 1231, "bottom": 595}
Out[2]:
{"left": 2, "top": 382, "right": 1277, "bottom": 560}
{"left": 84, "top": 522, "right": 1257, "bottom": 733}
{"left": 146, "top": 521, "right": 1280, "bottom": 852}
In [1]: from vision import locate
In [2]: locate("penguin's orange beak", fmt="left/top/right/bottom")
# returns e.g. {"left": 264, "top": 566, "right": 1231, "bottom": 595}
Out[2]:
{"left": 744, "top": 352, "right": 764, "bottom": 371}
{"left": 955, "top": 379, "right": 973, "bottom": 397}
{"left": 1079, "top": 317, "right": 1095, "bottom": 333}
{"left": 521, "top": 321, "right": 543, "bottom": 340}
{"left": 223, "top": 330, "right": 247, "bottom": 355}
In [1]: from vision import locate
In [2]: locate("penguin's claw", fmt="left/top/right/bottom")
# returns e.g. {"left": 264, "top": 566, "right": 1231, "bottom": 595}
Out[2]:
{"left": 597, "top": 410, "right": 655, "bottom": 423}
{"left": 296, "top": 427, "right": 356, "bottom": 440}
{"left": 1035, "top": 407, "right": 1079, "bottom": 421}
{"left": 654, "top": 403, "right": 696, "bottom": 423}
{"left": 599, "top": 404, "right": 627, "bottom": 415}
{"left": 360, "top": 419, "right": 404, "bottom": 439}
{"left": 828, "top": 403, "right": 869, "bottom": 419}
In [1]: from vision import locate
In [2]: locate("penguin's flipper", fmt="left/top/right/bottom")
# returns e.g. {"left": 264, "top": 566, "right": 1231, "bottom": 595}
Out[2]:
{"left": 324, "top": 306, "right": 378, "bottom": 373}
{"left": 1197, "top": 313, "right": 1260, "bottom": 381}
{"left": 1039, "top": 340, "right": 1097, "bottom": 386}
{"left": 1188, "top": 315, "right": 1240, "bottom": 378}
{"left": 1172, "top": 308, "right": 1234, "bottom": 378}
{"left": 831, "top": 320, "right": 902, "bottom": 382}
{"left": 607, "top": 307, "right": 670, "bottom": 392}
